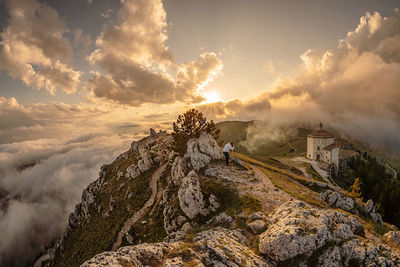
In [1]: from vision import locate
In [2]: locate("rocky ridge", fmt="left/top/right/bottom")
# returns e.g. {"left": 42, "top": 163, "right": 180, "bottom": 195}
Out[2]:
{"left": 43, "top": 130, "right": 400, "bottom": 267}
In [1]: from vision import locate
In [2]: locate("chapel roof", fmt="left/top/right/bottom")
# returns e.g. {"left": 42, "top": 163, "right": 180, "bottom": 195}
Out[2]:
{"left": 307, "top": 123, "right": 335, "bottom": 138}
{"left": 324, "top": 143, "right": 340, "bottom": 151}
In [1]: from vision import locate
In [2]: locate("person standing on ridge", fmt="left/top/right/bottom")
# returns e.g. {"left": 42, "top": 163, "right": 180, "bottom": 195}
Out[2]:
{"left": 223, "top": 142, "right": 234, "bottom": 166}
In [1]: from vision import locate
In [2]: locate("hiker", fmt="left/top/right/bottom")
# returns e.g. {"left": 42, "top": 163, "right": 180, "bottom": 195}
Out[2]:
{"left": 223, "top": 142, "right": 234, "bottom": 166}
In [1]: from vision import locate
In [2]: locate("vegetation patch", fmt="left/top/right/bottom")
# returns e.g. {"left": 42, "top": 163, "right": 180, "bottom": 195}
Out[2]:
{"left": 306, "top": 164, "right": 324, "bottom": 182}
{"left": 127, "top": 198, "right": 166, "bottom": 245}
{"left": 52, "top": 164, "right": 156, "bottom": 267}
{"left": 340, "top": 152, "right": 400, "bottom": 228}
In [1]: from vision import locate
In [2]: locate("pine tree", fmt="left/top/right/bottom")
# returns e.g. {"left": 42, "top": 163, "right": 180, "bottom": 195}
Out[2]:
{"left": 172, "top": 109, "right": 220, "bottom": 155}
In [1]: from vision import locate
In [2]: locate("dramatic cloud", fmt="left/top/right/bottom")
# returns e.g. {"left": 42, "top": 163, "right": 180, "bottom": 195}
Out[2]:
{"left": 0, "top": 134, "right": 133, "bottom": 266}
{"left": 199, "top": 95, "right": 271, "bottom": 121}
{"left": 87, "top": 0, "right": 222, "bottom": 106}
{"left": 0, "top": 0, "right": 82, "bottom": 94}
{"left": 199, "top": 10, "right": 400, "bottom": 152}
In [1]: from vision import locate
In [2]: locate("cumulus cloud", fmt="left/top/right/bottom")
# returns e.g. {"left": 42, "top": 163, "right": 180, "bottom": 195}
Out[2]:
{"left": 86, "top": 0, "right": 223, "bottom": 106}
{"left": 199, "top": 10, "right": 400, "bottom": 152}
{"left": 0, "top": 0, "right": 82, "bottom": 94}
{"left": 0, "top": 134, "right": 132, "bottom": 266}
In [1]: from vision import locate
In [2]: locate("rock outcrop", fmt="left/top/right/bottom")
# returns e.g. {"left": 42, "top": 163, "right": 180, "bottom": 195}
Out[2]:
{"left": 186, "top": 132, "right": 223, "bottom": 171}
{"left": 320, "top": 190, "right": 355, "bottom": 212}
{"left": 177, "top": 170, "right": 208, "bottom": 219}
{"left": 363, "top": 199, "right": 384, "bottom": 225}
{"left": 43, "top": 130, "right": 400, "bottom": 267}
{"left": 82, "top": 228, "right": 270, "bottom": 267}
{"left": 259, "top": 200, "right": 400, "bottom": 266}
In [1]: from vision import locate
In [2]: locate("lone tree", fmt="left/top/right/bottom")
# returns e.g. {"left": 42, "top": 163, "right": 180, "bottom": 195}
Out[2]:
{"left": 348, "top": 177, "right": 362, "bottom": 199}
{"left": 172, "top": 109, "right": 220, "bottom": 155}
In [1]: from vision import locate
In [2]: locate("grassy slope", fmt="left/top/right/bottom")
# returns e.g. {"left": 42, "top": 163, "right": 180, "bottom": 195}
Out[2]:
{"left": 52, "top": 151, "right": 156, "bottom": 267}
{"left": 216, "top": 121, "right": 400, "bottom": 173}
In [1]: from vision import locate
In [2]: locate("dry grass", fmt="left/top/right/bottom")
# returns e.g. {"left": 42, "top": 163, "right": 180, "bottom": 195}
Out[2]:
{"left": 234, "top": 152, "right": 327, "bottom": 208}
{"left": 235, "top": 153, "right": 327, "bottom": 187}
{"left": 259, "top": 167, "right": 327, "bottom": 208}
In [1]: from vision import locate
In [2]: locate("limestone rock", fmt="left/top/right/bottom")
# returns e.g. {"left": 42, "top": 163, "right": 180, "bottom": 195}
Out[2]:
{"left": 214, "top": 212, "right": 234, "bottom": 226}
{"left": 320, "top": 190, "right": 354, "bottom": 211}
{"left": 131, "top": 141, "right": 139, "bottom": 152}
{"left": 170, "top": 157, "right": 187, "bottom": 186}
{"left": 364, "top": 199, "right": 375, "bottom": 214}
{"left": 335, "top": 196, "right": 354, "bottom": 211}
{"left": 185, "top": 132, "right": 223, "bottom": 171}
{"left": 384, "top": 231, "right": 400, "bottom": 246}
{"left": 249, "top": 211, "right": 267, "bottom": 221}
{"left": 186, "top": 138, "right": 211, "bottom": 171}
{"left": 149, "top": 128, "right": 156, "bottom": 136}
{"left": 193, "top": 227, "right": 270, "bottom": 266}
{"left": 81, "top": 243, "right": 169, "bottom": 266}
{"left": 198, "top": 132, "right": 223, "bottom": 160}
{"left": 259, "top": 201, "right": 333, "bottom": 262}
{"left": 247, "top": 220, "right": 266, "bottom": 234}
{"left": 208, "top": 194, "right": 220, "bottom": 212}
{"left": 370, "top": 212, "right": 383, "bottom": 225}
{"left": 125, "top": 164, "right": 141, "bottom": 180}
{"left": 83, "top": 228, "right": 269, "bottom": 267}
{"left": 177, "top": 170, "right": 208, "bottom": 219}
{"left": 163, "top": 257, "right": 184, "bottom": 267}
{"left": 317, "top": 245, "right": 341, "bottom": 267}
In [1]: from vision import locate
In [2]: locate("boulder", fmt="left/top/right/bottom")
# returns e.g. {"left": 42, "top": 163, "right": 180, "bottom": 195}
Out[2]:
{"left": 335, "top": 196, "right": 354, "bottom": 211}
{"left": 208, "top": 194, "right": 220, "bottom": 212}
{"left": 185, "top": 132, "right": 223, "bottom": 171}
{"left": 177, "top": 170, "right": 208, "bottom": 219}
{"left": 214, "top": 212, "right": 234, "bottom": 226}
{"left": 364, "top": 199, "right": 374, "bottom": 214}
{"left": 186, "top": 138, "right": 211, "bottom": 171}
{"left": 83, "top": 228, "right": 269, "bottom": 267}
{"left": 259, "top": 201, "right": 332, "bottom": 262}
{"left": 384, "top": 231, "right": 400, "bottom": 246}
{"left": 320, "top": 190, "right": 354, "bottom": 211}
{"left": 193, "top": 227, "right": 270, "bottom": 266}
{"left": 198, "top": 132, "right": 223, "bottom": 159}
{"left": 258, "top": 200, "right": 364, "bottom": 262}
{"left": 370, "top": 212, "right": 383, "bottom": 225}
{"left": 149, "top": 128, "right": 156, "bottom": 136}
{"left": 247, "top": 220, "right": 266, "bottom": 234}
{"left": 249, "top": 211, "right": 267, "bottom": 221}
{"left": 170, "top": 157, "right": 187, "bottom": 186}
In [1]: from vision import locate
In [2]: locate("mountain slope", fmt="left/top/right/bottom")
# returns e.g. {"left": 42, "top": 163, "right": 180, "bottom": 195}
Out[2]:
{"left": 41, "top": 130, "right": 400, "bottom": 267}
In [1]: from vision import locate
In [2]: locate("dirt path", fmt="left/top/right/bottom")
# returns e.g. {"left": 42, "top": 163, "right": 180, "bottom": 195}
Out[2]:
{"left": 249, "top": 164, "right": 292, "bottom": 212}
{"left": 112, "top": 163, "right": 166, "bottom": 251}
{"left": 33, "top": 254, "right": 50, "bottom": 267}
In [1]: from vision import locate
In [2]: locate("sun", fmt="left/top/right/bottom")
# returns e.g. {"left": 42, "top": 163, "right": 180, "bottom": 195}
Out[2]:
{"left": 202, "top": 91, "right": 222, "bottom": 104}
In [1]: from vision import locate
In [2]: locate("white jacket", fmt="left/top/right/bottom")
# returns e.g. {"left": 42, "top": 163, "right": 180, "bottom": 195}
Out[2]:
{"left": 223, "top": 143, "right": 234, "bottom": 152}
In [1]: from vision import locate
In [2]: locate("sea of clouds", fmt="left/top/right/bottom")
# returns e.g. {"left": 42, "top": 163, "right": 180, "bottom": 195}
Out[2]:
{"left": 0, "top": 133, "right": 133, "bottom": 266}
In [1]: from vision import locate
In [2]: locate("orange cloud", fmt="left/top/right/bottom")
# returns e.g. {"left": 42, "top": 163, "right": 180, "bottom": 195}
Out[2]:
{"left": 0, "top": 0, "right": 82, "bottom": 94}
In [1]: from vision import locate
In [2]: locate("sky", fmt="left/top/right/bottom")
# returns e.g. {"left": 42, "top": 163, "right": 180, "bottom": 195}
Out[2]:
{"left": 0, "top": 0, "right": 399, "bottom": 144}
{"left": 1, "top": 0, "right": 400, "bottom": 265}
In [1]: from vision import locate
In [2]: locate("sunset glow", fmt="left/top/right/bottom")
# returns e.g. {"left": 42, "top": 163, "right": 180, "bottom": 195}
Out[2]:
{"left": 1, "top": 1, "right": 400, "bottom": 266}
{"left": 202, "top": 91, "right": 222, "bottom": 104}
